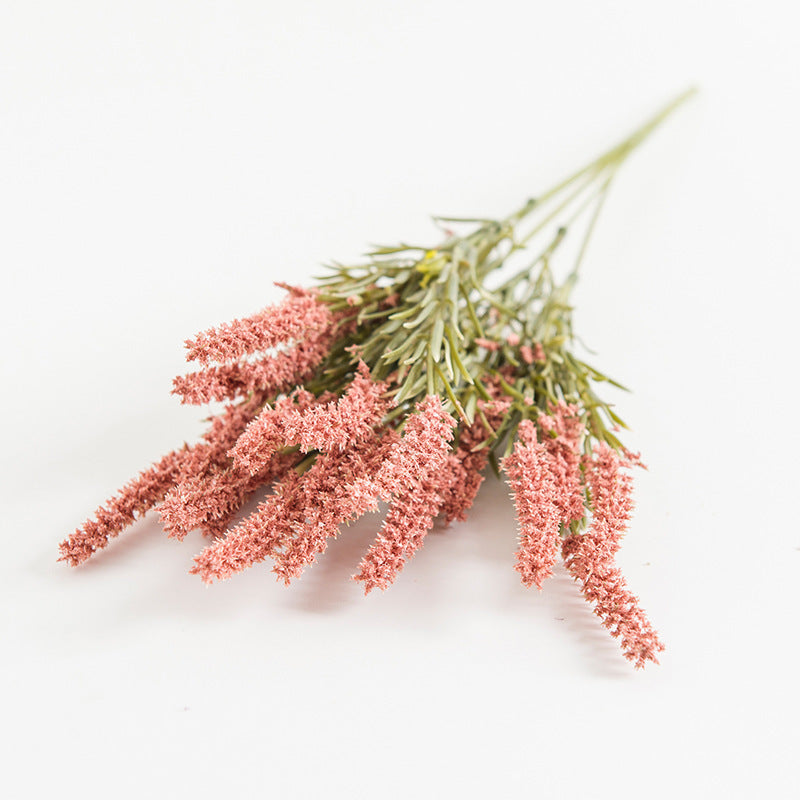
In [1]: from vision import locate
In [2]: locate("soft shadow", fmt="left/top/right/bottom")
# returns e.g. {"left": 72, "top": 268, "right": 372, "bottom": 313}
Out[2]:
{"left": 287, "top": 507, "right": 387, "bottom": 613}
{"left": 49, "top": 472, "right": 653, "bottom": 676}
{"left": 549, "top": 566, "right": 636, "bottom": 679}
{"left": 467, "top": 474, "right": 519, "bottom": 565}
{"left": 57, "top": 511, "right": 168, "bottom": 573}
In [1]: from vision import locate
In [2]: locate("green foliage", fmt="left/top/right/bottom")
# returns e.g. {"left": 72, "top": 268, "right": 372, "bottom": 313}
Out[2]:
{"left": 311, "top": 90, "right": 696, "bottom": 460}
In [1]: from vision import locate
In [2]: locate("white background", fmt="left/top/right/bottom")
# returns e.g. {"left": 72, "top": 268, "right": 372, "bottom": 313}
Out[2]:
{"left": 2, "top": 2, "right": 798, "bottom": 798}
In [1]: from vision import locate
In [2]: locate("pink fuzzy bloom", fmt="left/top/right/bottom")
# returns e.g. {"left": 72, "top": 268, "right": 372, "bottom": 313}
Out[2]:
{"left": 538, "top": 402, "right": 583, "bottom": 447}
{"left": 623, "top": 448, "right": 647, "bottom": 469}
{"left": 166, "top": 393, "right": 278, "bottom": 540}
{"left": 193, "top": 367, "right": 396, "bottom": 584}
{"left": 353, "top": 395, "right": 457, "bottom": 592}
{"left": 520, "top": 343, "right": 546, "bottom": 365}
{"left": 193, "top": 431, "right": 398, "bottom": 584}
{"left": 269, "top": 365, "right": 396, "bottom": 581}
{"left": 172, "top": 325, "right": 335, "bottom": 405}
{"left": 280, "top": 362, "right": 391, "bottom": 453}
{"left": 58, "top": 449, "right": 188, "bottom": 566}
{"left": 520, "top": 345, "right": 534, "bottom": 364}
{"left": 184, "top": 285, "right": 329, "bottom": 366}
{"left": 168, "top": 390, "right": 272, "bottom": 511}
{"left": 581, "top": 442, "right": 634, "bottom": 558}
{"left": 271, "top": 431, "right": 398, "bottom": 584}
{"left": 360, "top": 395, "right": 457, "bottom": 500}
{"left": 200, "top": 513, "right": 239, "bottom": 539}
{"left": 503, "top": 420, "right": 562, "bottom": 590}
{"left": 229, "top": 388, "right": 320, "bottom": 476}
{"left": 192, "top": 391, "right": 270, "bottom": 465}
{"left": 474, "top": 337, "right": 500, "bottom": 351}
{"left": 59, "top": 392, "right": 267, "bottom": 565}
{"left": 353, "top": 456, "right": 455, "bottom": 593}
{"left": 190, "top": 468, "right": 307, "bottom": 583}
{"left": 159, "top": 449, "right": 299, "bottom": 539}
{"left": 506, "top": 333, "right": 520, "bottom": 347}
{"left": 538, "top": 403, "right": 586, "bottom": 524}
{"left": 439, "top": 397, "right": 510, "bottom": 524}
{"left": 438, "top": 449, "right": 481, "bottom": 526}
{"left": 562, "top": 539, "right": 665, "bottom": 668}
{"left": 561, "top": 443, "right": 664, "bottom": 668}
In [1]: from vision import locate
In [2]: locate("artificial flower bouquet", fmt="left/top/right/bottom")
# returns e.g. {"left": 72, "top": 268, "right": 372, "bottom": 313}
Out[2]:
{"left": 60, "top": 91, "right": 694, "bottom": 668}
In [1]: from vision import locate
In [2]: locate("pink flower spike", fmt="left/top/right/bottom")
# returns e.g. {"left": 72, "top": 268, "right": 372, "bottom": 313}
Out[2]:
{"left": 267, "top": 367, "right": 398, "bottom": 582}
{"left": 520, "top": 343, "right": 546, "bottom": 365}
{"left": 280, "top": 362, "right": 391, "bottom": 453}
{"left": 159, "top": 449, "right": 299, "bottom": 539}
{"left": 562, "top": 538, "right": 665, "bottom": 669}
{"left": 353, "top": 395, "right": 457, "bottom": 593}
{"left": 520, "top": 345, "right": 534, "bottom": 365}
{"left": 503, "top": 426, "right": 561, "bottom": 590}
{"left": 439, "top": 397, "right": 509, "bottom": 524}
{"left": 172, "top": 324, "right": 336, "bottom": 405}
{"left": 59, "top": 391, "right": 268, "bottom": 563}
{"left": 229, "top": 388, "right": 319, "bottom": 476}
{"left": 58, "top": 449, "right": 188, "bottom": 566}
{"left": 537, "top": 403, "right": 586, "bottom": 525}
{"left": 370, "top": 394, "right": 457, "bottom": 500}
{"left": 353, "top": 456, "right": 455, "bottom": 593}
{"left": 561, "top": 443, "right": 664, "bottom": 668}
{"left": 582, "top": 442, "right": 634, "bottom": 559}
{"left": 199, "top": 364, "right": 395, "bottom": 585}
{"left": 184, "top": 286, "right": 330, "bottom": 366}
{"left": 270, "top": 431, "right": 397, "bottom": 584}
{"left": 190, "top": 469, "right": 306, "bottom": 584}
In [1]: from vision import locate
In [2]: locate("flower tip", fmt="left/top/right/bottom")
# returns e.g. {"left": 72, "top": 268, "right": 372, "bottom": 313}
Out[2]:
{"left": 515, "top": 419, "right": 538, "bottom": 446}
{"left": 183, "top": 337, "right": 198, "bottom": 361}
{"left": 189, "top": 553, "right": 219, "bottom": 584}
{"left": 516, "top": 567, "right": 546, "bottom": 591}
{"left": 58, "top": 536, "right": 93, "bottom": 567}
{"left": 360, "top": 580, "right": 381, "bottom": 595}
{"left": 352, "top": 570, "right": 383, "bottom": 594}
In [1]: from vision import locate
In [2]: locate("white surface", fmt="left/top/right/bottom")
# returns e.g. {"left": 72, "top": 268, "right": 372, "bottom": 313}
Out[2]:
{"left": 2, "top": 2, "right": 798, "bottom": 798}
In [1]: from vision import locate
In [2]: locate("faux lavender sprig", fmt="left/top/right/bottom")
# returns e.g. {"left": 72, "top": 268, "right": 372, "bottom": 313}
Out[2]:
{"left": 60, "top": 90, "right": 694, "bottom": 668}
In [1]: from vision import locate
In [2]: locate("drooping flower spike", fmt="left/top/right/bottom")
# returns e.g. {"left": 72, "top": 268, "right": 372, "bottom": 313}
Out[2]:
{"left": 60, "top": 90, "right": 694, "bottom": 668}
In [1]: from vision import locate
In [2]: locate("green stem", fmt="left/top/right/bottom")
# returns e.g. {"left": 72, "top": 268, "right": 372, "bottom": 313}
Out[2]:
{"left": 506, "top": 88, "right": 697, "bottom": 228}
{"left": 566, "top": 173, "right": 614, "bottom": 284}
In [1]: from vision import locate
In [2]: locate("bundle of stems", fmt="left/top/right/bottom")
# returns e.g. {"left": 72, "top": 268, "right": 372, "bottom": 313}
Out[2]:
{"left": 60, "top": 90, "right": 694, "bottom": 669}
